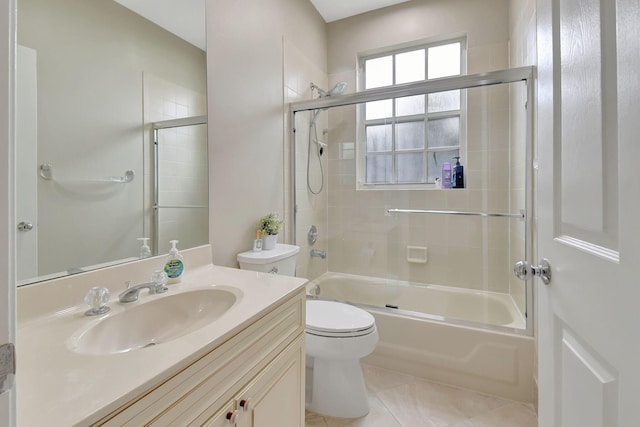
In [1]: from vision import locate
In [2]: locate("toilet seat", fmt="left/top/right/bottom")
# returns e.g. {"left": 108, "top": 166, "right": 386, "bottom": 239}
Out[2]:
{"left": 306, "top": 300, "right": 376, "bottom": 337}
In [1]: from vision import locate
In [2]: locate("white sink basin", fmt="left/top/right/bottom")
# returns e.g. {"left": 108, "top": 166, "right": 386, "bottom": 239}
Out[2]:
{"left": 69, "top": 288, "right": 239, "bottom": 355}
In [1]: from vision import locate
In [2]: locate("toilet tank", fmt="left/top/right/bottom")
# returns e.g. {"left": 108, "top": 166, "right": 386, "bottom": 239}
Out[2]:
{"left": 237, "top": 244, "right": 300, "bottom": 276}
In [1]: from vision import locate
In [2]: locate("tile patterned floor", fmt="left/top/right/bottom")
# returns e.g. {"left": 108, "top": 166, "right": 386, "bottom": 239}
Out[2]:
{"left": 305, "top": 364, "right": 538, "bottom": 427}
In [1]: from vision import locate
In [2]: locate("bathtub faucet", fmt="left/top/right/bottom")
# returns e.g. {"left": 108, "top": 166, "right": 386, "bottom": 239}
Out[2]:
{"left": 310, "top": 249, "right": 327, "bottom": 259}
{"left": 307, "top": 282, "right": 321, "bottom": 298}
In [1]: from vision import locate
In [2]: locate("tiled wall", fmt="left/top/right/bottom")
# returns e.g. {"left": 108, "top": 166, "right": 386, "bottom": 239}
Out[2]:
{"left": 143, "top": 74, "right": 208, "bottom": 255}
{"left": 321, "top": 84, "right": 519, "bottom": 293}
{"left": 314, "top": 0, "right": 526, "bottom": 294}
{"left": 283, "top": 39, "right": 329, "bottom": 280}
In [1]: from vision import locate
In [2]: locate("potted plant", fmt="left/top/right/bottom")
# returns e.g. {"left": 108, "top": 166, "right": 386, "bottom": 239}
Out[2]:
{"left": 257, "top": 212, "right": 283, "bottom": 250}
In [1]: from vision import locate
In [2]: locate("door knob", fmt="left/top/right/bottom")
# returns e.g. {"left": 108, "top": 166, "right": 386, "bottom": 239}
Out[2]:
{"left": 17, "top": 221, "right": 33, "bottom": 232}
{"left": 514, "top": 258, "right": 551, "bottom": 285}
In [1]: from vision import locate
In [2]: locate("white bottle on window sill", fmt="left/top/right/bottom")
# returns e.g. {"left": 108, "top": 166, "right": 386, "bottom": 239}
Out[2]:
{"left": 434, "top": 178, "right": 442, "bottom": 189}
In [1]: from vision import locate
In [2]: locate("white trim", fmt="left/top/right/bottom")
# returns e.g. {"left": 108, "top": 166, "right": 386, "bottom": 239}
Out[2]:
{"left": 0, "top": 0, "right": 17, "bottom": 424}
{"left": 356, "top": 39, "right": 466, "bottom": 188}
{"left": 554, "top": 235, "right": 620, "bottom": 264}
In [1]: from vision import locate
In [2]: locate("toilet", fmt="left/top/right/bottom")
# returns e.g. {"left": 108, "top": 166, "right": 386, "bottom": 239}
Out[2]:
{"left": 237, "top": 244, "right": 378, "bottom": 418}
{"left": 305, "top": 299, "right": 378, "bottom": 418}
{"left": 237, "top": 243, "right": 300, "bottom": 275}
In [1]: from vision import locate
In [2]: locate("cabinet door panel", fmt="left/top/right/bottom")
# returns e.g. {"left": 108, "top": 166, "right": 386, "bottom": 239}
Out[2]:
{"left": 238, "top": 336, "right": 304, "bottom": 427}
{"left": 202, "top": 401, "right": 235, "bottom": 427}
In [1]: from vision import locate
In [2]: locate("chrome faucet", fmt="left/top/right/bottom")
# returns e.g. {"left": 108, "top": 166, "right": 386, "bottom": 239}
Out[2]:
{"left": 118, "top": 280, "right": 168, "bottom": 303}
{"left": 310, "top": 249, "right": 327, "bottom": 259}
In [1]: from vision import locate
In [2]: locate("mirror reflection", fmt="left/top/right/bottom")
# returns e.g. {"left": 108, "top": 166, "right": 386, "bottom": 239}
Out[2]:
{"left": 16, "top": 0, "right": 208, "bottom": 285}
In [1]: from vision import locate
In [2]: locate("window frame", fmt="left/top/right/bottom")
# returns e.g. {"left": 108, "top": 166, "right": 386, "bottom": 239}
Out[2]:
{"left": 357, "top": 37, "right": 468, "bottom": 190}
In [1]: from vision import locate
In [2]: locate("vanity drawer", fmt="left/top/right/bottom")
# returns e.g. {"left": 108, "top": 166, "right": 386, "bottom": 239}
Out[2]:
{"left": 94, "top": 289, "right": 304, "bottom": 426}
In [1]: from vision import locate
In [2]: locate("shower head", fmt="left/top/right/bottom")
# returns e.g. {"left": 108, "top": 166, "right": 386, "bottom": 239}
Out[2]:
{"left": 310, "top": 81, "right": 348, "bottom": 98}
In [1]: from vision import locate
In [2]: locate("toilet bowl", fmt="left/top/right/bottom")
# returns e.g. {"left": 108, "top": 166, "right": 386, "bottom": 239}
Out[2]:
{"left": 305, "top": 300, "right": 378, "bottom": 418}
{"left": 236, "top": 244, "right": 378, "bottom": 418}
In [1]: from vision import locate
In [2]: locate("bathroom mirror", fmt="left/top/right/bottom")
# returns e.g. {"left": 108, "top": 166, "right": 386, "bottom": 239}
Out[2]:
{"left": 16, "top": 0, "right": 208, "bottom": 285}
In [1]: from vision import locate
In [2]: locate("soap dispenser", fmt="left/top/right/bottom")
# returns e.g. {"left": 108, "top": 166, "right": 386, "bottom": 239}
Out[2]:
{"left": 163, "top": 240, "right": 184, "bottom": 284}
{"left": 252, "top": 230, "right": 263, "bottom": 252}
{"left": 452, "top": 156, "right": 464, "bottom": 188}
{"left": 137, "top": 237, "right": 151, "bottom": 258}
{"left": 441, "top": 162, "right": 452, "bottom": 188}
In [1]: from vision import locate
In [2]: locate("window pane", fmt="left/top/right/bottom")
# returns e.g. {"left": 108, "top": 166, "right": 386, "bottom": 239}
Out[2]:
{"left": 427, "top": 117, "right": 460, "bottom": 148}
{"left": 428, "top": 90, "right": 460, "bottom": 113}
{"left": 366, "top": 154, "right": 392, "bottom": 183}
{"left": 365, "top": 56, "right": 393, "bottom": 88}
{"left": 365, "top": 99, "right": 393, "bottom": 120}
{"left": 397, "top": 153, "right": 425, "bottom": 183}
{"left": 366, "top": 125, "right": 392, "bottom": 152}
{"left": 396, "top": 95, "right": 425, "bottom": 116}
{"left": 428, "top": 42, "right": 461, "bottom": 79}
{"left": 427, "top": 149, "right": 459, "bottom": 183}
{"left": 396, "top": 49, "right": 425, "bottom": 84}
{"left": 396, "top": 121, "right": 424, "bottom": 151}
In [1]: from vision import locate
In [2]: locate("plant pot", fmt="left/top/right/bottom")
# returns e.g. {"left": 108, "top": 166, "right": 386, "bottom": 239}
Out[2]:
{"left": 262, "top": 234, "right": 278, "bottom": 250}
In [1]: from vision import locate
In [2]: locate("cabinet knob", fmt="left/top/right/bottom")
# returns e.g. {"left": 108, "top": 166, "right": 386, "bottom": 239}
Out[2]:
{"left": 239, "top": 398, "right": 252, "bottom": 411}
{"left": 226, "top": 410, "right": 238, "bottom": 423}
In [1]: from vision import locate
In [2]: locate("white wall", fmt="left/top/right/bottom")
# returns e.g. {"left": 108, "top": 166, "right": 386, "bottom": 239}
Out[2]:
{"left": 206, "top": 0, "right": 327, "bottom": 268}
{"left": 18, "top": 0, "right": 206, "bottom": 277}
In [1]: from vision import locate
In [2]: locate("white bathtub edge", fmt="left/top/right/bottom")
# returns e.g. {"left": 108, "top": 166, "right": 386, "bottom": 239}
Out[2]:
{"left": 362, "top": 311, "right": 535, "bottom": 403}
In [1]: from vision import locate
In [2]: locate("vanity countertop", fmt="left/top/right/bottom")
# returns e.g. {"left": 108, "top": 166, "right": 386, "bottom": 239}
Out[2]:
{"left": 16, "top": 247, "right": 307, "bottom": 426}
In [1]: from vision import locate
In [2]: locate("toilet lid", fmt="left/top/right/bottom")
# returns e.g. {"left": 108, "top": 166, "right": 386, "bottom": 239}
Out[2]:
{"left": 306, "top": 300, "right": 375, "bottom": 335}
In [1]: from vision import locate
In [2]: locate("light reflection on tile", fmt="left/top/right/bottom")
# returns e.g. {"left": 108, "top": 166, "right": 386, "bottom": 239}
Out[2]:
{"left": 361, "top": 364, "right": 416, "bottom": 393}
{"left": 449, "top": 402, "right": 538, "bottom": 427}
{"left": 305, "top": 364, "right": 537, "bottom": 427}
{"left": 324, "top": 394, "right": 402, "bottom": 427}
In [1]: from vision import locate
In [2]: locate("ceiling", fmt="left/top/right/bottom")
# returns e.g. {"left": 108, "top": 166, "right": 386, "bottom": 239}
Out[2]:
{"left": 113, "top": 0, "right": 206, "bottom": 50}
{"left": 113, "top": 0, "right": 411, "bottom": 51}
{"left": 310, "top": 0, "right": 412, "bottom": 22}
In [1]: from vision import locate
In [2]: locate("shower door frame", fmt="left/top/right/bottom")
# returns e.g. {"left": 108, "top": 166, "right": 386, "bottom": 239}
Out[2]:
{"left": 289, "top": 66, "right": 535, "bottom": 337}
{"left": 151, "top": 115, "right": 208, "bottom": 255}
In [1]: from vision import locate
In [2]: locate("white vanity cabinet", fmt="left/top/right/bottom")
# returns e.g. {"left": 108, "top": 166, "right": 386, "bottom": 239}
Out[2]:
{"left": 93, "top": 289, "right": 305, "bottom": 427}
{"left": 201, "top": 336, "right": 303, "bottom": 427}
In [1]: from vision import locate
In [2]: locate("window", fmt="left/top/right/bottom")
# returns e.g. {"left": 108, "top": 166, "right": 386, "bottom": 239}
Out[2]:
{"left": 359, "top": 39, "right": 465, "bottom": 187}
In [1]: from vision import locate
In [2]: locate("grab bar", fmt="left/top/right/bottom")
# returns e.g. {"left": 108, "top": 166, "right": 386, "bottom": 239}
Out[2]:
{"left": 153, "top": 204, "right": 208, "bottom": 209}
{"left": 387, "top": 208, "right": 525, "bottom": 220}
{"left": 39, "top": 164, "right": 135, "bottom": 183}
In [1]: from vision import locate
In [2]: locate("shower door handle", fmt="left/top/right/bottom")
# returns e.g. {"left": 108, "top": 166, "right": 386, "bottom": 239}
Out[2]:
{"left": 514, "top": 259, "right": 551, "bottom": 285}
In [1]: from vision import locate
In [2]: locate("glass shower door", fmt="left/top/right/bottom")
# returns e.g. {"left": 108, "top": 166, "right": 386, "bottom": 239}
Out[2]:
{"left": 292, "top": 70, "right": 533, "bottom": 334}
{"left": 153, "top": 116, "right": 208, "bottom": 255}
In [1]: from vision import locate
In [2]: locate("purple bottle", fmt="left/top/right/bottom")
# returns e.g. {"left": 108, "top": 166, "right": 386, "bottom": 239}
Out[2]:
{"left": 441, "top": 162, "right": 452, "bottom": 188}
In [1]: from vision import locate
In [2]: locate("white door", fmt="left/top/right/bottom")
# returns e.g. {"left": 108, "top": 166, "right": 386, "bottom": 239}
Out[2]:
{"left": 16, "top": 45, "right": 39, "bottom": 282}
{"left": 0, "top": 0, "right": 17, "bottom": 425}
{"left": 537, "top": 0, "right": 640, "bottom": 426}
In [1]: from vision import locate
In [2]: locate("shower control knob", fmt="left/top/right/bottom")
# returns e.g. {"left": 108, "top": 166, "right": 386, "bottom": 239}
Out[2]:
{"left": 84, "top": 286, "right": 111, "bottom": 316}
{"left": 514, "top": 259, "right": 551, "bottom": 285}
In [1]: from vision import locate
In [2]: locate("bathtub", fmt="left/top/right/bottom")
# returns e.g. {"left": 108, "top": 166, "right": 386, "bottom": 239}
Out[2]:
{"left": 307, "top": 272, "right": 535, "bottom": 402}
